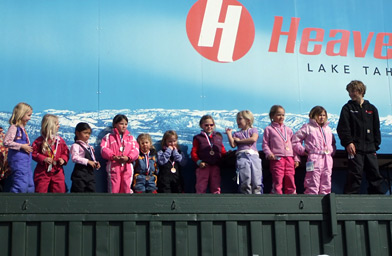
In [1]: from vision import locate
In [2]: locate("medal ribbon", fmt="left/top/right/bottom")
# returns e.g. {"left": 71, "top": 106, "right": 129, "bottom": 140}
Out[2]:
{"left": 144, "top": 153, "right": 150, "bottom": 173}
{"left": 22, "top": 127, "right": 30, "bottom": 144}
{"left": 273, "top": 125, "right": 287, "bottom": 142}
{"left": 202, "top": 132, "right": 214, "bottom": 151}
{"left": 47, "top": 137, "right": 59, "bottom": 159}
{"left": 319, "top": 126, "right": 327, "bottom": 148}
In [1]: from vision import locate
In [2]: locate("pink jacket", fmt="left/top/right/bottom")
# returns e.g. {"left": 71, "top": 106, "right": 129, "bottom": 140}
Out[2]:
{"left": 292, "top": 119, "right": 336, "bottom": 159}
{"left": 262, "top": 122, "right": 299, "bottom": 161}
{"left": 100, "top": 128, "right": 139, "bottom": 166}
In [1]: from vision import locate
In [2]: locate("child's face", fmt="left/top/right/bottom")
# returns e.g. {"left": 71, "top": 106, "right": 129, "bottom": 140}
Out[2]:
{"left": 348, "top": 88, "right": 363, "bottom": 102}
{"left": 237, "top": 115, "right": 249, "bottom": 130}
{"left": 272, "top": 108, "right": 285, "bottom": 125}
{"left": 166, "top": 136, "right": 177, "bottom": 148}
{"left": 55, "top": 120, "right": 60, "bottom": 133}
{"left": 21, "top": 110, "right": 32, "bottom": 126}
{"left": 114, "top": 119, "right": 128, "bottom": 134}
{"left": 201, "top": 118, "right": 215, "bottom": 134}
{"left": 76, "top": 129, "right": 91, "bottom": 143}
{"left": 139, "top": 139, "right": 151, "bottom": 153}
{"left": 315, "top": 111, "right": 327, "bottom": 126}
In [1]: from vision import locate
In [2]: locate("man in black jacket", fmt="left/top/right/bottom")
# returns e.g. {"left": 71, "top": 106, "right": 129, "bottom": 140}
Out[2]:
{"left": 337, "top": 80, "right": 385, "bottom": 194}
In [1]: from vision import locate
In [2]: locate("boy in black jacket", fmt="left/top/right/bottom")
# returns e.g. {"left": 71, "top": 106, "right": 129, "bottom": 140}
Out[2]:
{"left": 337, "top": 80, "right": 385, "bottom": 194}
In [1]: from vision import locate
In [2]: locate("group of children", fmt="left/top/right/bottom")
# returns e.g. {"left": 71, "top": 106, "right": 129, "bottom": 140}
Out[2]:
{"left": 2, "top": 80, "right": 386, "bottom": 195}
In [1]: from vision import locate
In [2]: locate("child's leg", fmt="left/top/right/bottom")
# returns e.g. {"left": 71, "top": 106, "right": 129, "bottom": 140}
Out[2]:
{"left": 195, "top": 166, "right": 210, "bottom": 193}
{"left": 270, "top": 160, "right": 285, "bottom": 194}
{"left": 319, "top": 155, "right": 332, "bottom": 194}
{"left": 283, "top": 157, "right": 296, "bottom": 194}
{"left": 249, "top": 154, "right": 263, "bottom": 194}
{"left": 304, "top": 155, "right": 321, "bottom": 194}
{"left": 237, "top": 154, "right": 252, "bottom": 194}
{"left": 133, "top": 174, "right": 146, "bottom": 193}
{"left": 120, "top": 166, "right": 133, "bottom": 193}
{"left": 107, "top": 163, "right": 121, "bottom": 193}
{"left": 49, "top": 171, "right": 66, "bottom": 193}
{"left": 34, "top": 170, "right": 51, "bottom": 193}
{"left": 146, "top": 175, "right": 158, "bottom": 193}
{"left": 209, "top": 165, "right": 221, "bottom": 194}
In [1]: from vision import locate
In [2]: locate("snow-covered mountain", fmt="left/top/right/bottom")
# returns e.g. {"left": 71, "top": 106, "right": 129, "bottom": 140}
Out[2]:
{"left": 1, "top": 108, "right": 392, "bottom": 153}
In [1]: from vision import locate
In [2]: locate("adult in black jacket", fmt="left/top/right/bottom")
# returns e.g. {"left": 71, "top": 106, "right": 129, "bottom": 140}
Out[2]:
{"left": 337, "top": 80, "right": 385, "bottom": 194}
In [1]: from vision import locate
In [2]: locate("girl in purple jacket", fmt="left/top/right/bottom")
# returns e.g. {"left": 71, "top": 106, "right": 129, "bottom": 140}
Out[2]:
{"left": 292, "top": 106, "right": 336, "bottom": 194}
{"left": 3, "top": 102, "right": 34, "bottom": 193}
{"left": 262, "top": 105, "right": 299, "bottom": 194}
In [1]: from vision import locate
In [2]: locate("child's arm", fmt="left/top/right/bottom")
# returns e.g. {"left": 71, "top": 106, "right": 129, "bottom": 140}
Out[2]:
{"left": 124, "top": 136, "right": 139, "bottom": 163}
{"left": 71, "top": 143, "right": 89, "bottom": 165}
{"left": 157, "top": 148, "right": 172, "bottom": 165}
{"left": 292, "top": 124, "right": 307, "bottom": 156}
{"left": 173, "top": 148, "right": 187, "bottom": 166}
{"left": 100, "top": 133, "right": 115, "bottom": 161}
{"left": 191, "top": 139, "right": 204, "bottom": 167}
{"left": 262, "top": 128, "right": 275, "bottom": 160}
{"left": 225, "top": 128, "right": 237, "bottom": 148}
{"left": 3, "top": 125, "right": 32, "bottom": 153}
{"left": 32, "top": 138, "right": 49, "bottom": 164}
{"left": 235, "top": 133, "right": 258, "bottom": 145}
{"left": 56, "top": 138, "right": 69, "bottom": 166}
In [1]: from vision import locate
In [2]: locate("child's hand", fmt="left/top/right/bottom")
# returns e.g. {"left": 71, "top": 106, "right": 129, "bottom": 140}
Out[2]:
{"left": 44, "top": 157, "right": 53, "bottom": 164}
{"left": 267, "top": 154, "right": 275, "bottom": 160}
{"left": 21, "top": 144, "right": 33, "bottom": 153}
{"left": 95, "top": 161, "right": 101, "bottom": 169}
{"left": 199, "top": 162, "right": 207, "bottom": 168}
{"left": 88, "top": 160, "right": 96, "bottom": 168}
{"left": 57, "top": 158, "right": 65, "bottom": 166}
{"left": 294, "top": 161, "right": 300, "bottom": 168}
{"left": 225, "top": 128, "right": 232, "bottom": 134}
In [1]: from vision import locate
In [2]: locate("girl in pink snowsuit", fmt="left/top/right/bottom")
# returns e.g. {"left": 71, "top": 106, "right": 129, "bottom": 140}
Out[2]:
{"left": 101, "top": 114, "right": 139, "bottom": 193}
{"left": 262, "top": 105, "right": 299, "bottom": 194}
{"left": 292, "top": 106, "right": 336, "bottom": 194}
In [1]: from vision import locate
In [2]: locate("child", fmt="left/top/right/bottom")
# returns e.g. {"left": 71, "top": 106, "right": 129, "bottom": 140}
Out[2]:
{"left": 157, "top": 130, "right": 186, "bottom": 193}
{"left": 32, "top": 114, "right": 69, "bottom": 193}
{"left": 191, "top": 115, "right": 226, "bottom": 194}
{"left": 226, "top": 110, "right": 263, "bottom": 194}
{"left": 133, "top": 133, "right": 158, "bottom": 193}
{"left": 292, "top": 106, "right": 336, "bottom": 194}
{"left": 337, "top": 80, "right": 385, "bottom": 194}
{"left": 101, "top": 114, "right": 139, "bottom": 193}
{"left": 3, "top": 102, "right": 34, "bottom": 193}
{"left": 70, "top": 122, "right": 101, "bottom": 192}
{"left": 262, "top": 105, "right": 299, "bottom": 194}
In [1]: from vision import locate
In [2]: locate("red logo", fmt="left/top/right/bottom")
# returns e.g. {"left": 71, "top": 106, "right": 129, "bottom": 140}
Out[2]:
{"left": 186, "top": 0, "right": 255, "bottom": 63}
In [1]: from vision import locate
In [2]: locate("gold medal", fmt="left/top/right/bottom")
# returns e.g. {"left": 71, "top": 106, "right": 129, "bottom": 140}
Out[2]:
{"left": 210, "top": 150, "right": 215, "bottom": 156}
{"left": 325, "top": 150, "right": 329, "bottom": 154}
{"left": 171, "top": 168, "right": 176, "bottom": 173}
{"left": 285, "top": 146, "right": 289, "bottom": 150}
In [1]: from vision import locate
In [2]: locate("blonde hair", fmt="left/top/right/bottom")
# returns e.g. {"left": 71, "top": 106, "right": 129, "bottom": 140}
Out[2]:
{"left": 137, "top": 133, "right": 155, "bottom": 150}
{"left": 9, "top": 102, "right": 33, "bottom": 126}
{"left": 237, "top": 110, "right": 254, "bottom": 128}
{"left": 346, "top": 80, "right": 366, "bottom": 96}
{"left": 161, "top": 130, "right": 178, "bottom": 148}
{"left": 40, "top": 114, "right": 59, "bottom": 154}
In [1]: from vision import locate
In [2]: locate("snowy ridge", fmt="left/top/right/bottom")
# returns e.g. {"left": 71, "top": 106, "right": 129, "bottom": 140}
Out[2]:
{"left": 1, "top": 109, "right": 392, "bottom": 153}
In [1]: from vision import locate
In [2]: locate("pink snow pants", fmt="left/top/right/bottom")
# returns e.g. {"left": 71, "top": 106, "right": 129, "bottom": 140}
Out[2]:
{"left": 195, "top": 164, "right": 221, "bottom": 194}
{"left": 269, "top": 156, "right": 296, "bottom": 194}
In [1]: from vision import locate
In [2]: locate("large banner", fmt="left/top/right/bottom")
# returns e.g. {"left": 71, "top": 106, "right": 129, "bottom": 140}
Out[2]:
{"left": 1, "top": 0, "right": 392, "bottom": 188}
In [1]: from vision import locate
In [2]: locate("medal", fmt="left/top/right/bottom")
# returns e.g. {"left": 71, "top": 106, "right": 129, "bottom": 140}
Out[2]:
{"left": 53, "top": 160, "right": 57, "bottom": 166}
{"left": 210, "top": 150, "right": 215, "bottom": 156}
{"left": 325, "top": 150, "right": 329, "bottom": 154}
{"left": 203, "top": 132, "right": 215, "bottom": 156}
{"left": 171, "top": 168, "right": 176, "bottom": 173}
{"left": 285, "top": 146, "right": 290, "bottom": 150}
{"left": 119, "top": 146, "right": 124, "bottom": 152}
